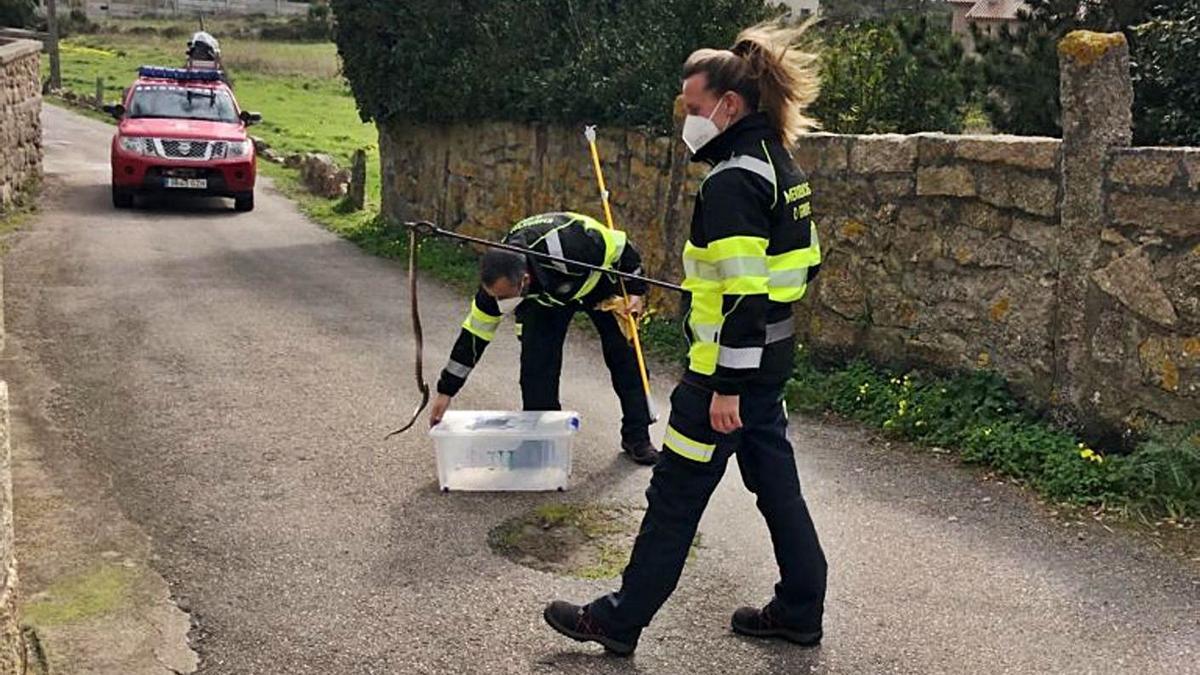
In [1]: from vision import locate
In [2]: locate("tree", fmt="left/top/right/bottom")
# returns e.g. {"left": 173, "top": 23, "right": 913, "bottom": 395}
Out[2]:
{"left": 819, "top": 0, "right": 950, "bottom": 27}
{"left": 1131, "top": 0, "right": 1200, "bottom": 145}
{"left": 0, "top": 0, "right": 37, "bottom": 28}
{"left": 811, "top": 15, "right": 971, "bottom": 134}
{"left": 331, "top": 0, "right": 777, "bottom": 131}
{"left": 974, "top": 0, "right": 1173, "bottom": 138}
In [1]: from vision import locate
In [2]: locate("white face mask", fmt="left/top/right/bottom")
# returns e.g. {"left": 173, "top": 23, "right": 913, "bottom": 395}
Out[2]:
{"left": 681, "top": 97, "right": 726, "bottom": 154}
{"left": 496, "top": 296, "right": 523, "bottom": 314}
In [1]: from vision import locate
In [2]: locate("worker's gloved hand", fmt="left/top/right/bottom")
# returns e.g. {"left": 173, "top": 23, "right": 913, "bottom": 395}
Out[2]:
{"left": 596, "top": 295, "right": 645, "bottom": 342}
{"left": 623, "top": 295, "right": 645, "bottom": 320}
{"left": 430, "top": 393, "right": 453, "bottom": 427}
{"left": 710, "top": 393, "right": 742, "bottom": 434}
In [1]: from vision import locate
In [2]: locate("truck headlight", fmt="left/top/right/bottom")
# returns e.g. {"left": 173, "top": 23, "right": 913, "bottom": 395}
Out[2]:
{"left": 118, "top": 136, "right": 156, "bottom": 156}
{"left": 221, "top": 141, "right": 252, "bottom": 158}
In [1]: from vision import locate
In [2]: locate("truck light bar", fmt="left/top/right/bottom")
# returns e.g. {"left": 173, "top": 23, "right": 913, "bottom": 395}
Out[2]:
{"left": 137, "top": 66, "right": 223, "bottom": 82}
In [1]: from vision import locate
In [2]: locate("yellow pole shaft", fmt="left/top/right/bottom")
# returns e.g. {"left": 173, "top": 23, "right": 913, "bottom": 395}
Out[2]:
{"left": 585, "top": 130, "right": 655, "bottom": 419}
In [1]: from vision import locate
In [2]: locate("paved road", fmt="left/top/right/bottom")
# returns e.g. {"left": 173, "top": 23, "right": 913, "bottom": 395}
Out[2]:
{"left": 4, "top": 105, "right": 1198, "bottom": 674}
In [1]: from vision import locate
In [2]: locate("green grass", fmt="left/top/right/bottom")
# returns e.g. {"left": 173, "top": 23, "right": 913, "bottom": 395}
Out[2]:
{"left": 23, "top": 564, "right": 135, "bottom": 626}
{"left": 0, "top": 178, "right": 41, "bottom": 248}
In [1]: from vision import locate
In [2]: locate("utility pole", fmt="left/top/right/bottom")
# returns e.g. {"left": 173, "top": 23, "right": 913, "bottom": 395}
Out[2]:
{"left": 45, "top": 0, "right": 61, "bottom": 91}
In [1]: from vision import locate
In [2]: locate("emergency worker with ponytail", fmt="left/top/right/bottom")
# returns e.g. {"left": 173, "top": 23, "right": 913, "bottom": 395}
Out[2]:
{"left": 544, "top": 22, "right": 827, "bottom": 655}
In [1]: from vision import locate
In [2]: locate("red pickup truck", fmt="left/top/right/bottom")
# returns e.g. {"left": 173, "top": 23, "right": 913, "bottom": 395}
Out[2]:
{"left": 105, "top": 67, "right": 262, "bottom": 212}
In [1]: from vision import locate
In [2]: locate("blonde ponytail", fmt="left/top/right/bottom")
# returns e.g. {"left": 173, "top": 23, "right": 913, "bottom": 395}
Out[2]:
{"left": 683, "top": 20, "right": 820, "bottom": 146}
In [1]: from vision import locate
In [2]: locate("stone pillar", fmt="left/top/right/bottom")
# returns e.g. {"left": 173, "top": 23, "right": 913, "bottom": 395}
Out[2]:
{"left": 346, "top": 148, "right": 366, "bottom": 212}
{"left": 1054, "top": 31, "right": 1133, "bottom": 433}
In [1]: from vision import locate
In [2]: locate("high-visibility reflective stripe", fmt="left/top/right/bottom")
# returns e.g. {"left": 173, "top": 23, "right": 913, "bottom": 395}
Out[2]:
{"left": 444, "top": 360, "right": 473, "bottom": 379}
{"left": 765, "top": 319, "right": 795, "bottom": 344}
{"left": 543, "top": 227, "right": 571, "bottom": 274}
{"left": 685, "top": 257, "right": 771, "bottom": 283}
{"left": 706, "top": 154, "right": 777, "bottom": 190}
{"left": 707, "top": 235, "right": 769, "bottom": 260}
{"left": 768, "top": 267, "right": 814, "bottom": 288}
{"left": 574, "top": 271, "right": 603, "bottom": 300}
{"left": 569, "top": 226, "right": 626, "bottom": 300}
{"left": 717, "top": 346, "right": 763, "bottom": 370}
{"left": 689, "top": 322, "right": 720, "bottom": 344}
{"left": 664, "top": 425, "right": 716, "bottom": 463}
{"left": 462, "top": 303, "right": 502, "bottom": 341}
{"left": 716, "top": 256, "right": 770, "bottom": 279}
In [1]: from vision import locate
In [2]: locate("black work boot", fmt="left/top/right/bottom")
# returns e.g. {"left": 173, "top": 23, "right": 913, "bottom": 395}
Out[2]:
{"left": 621, "top": 438, "right": 660, "bottom": 466}
{"left": 543, "top": 601, "right": 637, "bottom": 656}
{"left": 731, "top": 604, "right": 822, "bottom": 647}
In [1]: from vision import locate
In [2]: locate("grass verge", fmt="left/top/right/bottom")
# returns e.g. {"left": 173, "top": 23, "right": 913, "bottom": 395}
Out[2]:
{"left": 0, "top": 178, "right": 42, "bottom": 249}
{"left": 786, "top": 353, "right": 1199, "bottom": 522}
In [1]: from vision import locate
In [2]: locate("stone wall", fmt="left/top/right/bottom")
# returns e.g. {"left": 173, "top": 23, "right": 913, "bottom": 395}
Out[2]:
{"left": 379, "top": 121, "right": 700, "bottom": 297}
{"left": 1092, "top": 147, "right": 1200, "bottom": 427}
{"left": 789, "top": 132, "right": 1063, "bottom": 404}
{"left": 0, "top": 39, "right": 42, "bottom": 214}
{"left": 379, "top": 31, "right": 1198, "bottom": 437}
{"left": 0, "top": 39, "right": 29, "bottom": 674}
{"left": 0, "top": 380, "right": 22, "bottom": 675}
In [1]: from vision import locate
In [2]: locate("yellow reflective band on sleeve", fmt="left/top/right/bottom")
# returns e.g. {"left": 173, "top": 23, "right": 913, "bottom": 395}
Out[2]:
{"left": 664, "top": 425, "right": 716, "bottom": 463}
{"left": 602, "top": 228, "right": 627, "bottom": 267}
{"left": 462, "top": 302, "right": 502, "bottom": 341}
{"left": 687, "top": 341, "right": 719, "bottom": 375}
{"left": 707, "top": 235, "right": 769, "bottom": 260}
{"left": 724, "top": 275, "right": 770, "bottom": 295}
{"left": 569, "top": 217, "right": 628, "bottom": 301}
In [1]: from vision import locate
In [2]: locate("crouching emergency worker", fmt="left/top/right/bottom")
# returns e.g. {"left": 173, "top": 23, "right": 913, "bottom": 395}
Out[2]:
{"left": 429, "top": 211, "right": 659, "bottom": 466}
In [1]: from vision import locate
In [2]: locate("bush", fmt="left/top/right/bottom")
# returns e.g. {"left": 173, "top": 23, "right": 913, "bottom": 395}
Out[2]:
{"left": 331, "top": 0, "right": 777, "bottom": 130}
{"left": 975, "top": 0, "right": 1200, "bottom": 143}
{"left": 787, "top": 351, "right": 1200, "bottom": 519}
{"left": 0, "top": 0, "right": 36, "bottom": 28}
{"left": 1131, "top": 0, "right": 1200, "bottom": 146}
{"left": 259, "top": 3, "right": 333, "bottom": 42}
{"left": 811, "top": 15, "right": 973, "bottom": 134}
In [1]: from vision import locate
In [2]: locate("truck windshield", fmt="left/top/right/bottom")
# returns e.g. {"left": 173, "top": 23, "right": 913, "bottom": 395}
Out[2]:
{"left": 128, "top": 85, "right": 238, "bottom": 124}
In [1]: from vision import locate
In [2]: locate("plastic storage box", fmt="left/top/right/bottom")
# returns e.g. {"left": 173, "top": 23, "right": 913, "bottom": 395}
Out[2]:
{"left": 429, "top": 410, "right": 580, "bottom": 492}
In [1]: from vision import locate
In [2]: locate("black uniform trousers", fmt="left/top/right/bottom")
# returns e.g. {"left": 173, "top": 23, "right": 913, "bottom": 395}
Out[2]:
{"left": 586, "top": 376, "right": 827, "bottom": 640}
{"left": 515, "top": 289, "right": 651, "bottom": 445}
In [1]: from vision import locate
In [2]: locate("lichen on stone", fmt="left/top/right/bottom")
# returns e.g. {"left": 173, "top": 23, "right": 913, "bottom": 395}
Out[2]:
{"left": 1058, "top": 31, "right": 1127, "bottom": 67}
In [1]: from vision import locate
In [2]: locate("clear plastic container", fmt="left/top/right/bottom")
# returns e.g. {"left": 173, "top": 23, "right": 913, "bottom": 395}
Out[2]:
{"left": 429, "top": 411, "right": 580, "bottom": 492}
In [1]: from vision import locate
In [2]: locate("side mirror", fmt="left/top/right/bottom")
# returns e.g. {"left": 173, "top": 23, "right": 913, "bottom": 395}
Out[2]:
{"left": 240, "top": 110, "right": 262, "bottom": 126}
{"left": 103, "top": 104, "right": 125, "bottom": 119}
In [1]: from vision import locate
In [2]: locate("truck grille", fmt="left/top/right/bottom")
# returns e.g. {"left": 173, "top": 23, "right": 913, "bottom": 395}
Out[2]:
{"left": 157, "top": 139, "right": 213, "bottom": 160}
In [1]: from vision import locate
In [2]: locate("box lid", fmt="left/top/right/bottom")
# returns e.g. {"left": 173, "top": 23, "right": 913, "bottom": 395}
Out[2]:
{"left": 429, "top": 410, "right": 581, "bottom": 437}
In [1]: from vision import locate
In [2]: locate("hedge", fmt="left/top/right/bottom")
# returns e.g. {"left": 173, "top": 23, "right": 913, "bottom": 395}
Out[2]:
{"left": 331, "top": 0, "right": 778, "bottom": 132}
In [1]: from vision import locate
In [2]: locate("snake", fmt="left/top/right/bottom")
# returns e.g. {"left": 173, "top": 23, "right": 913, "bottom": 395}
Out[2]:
{"left": 385, "top": 229, "right": 430, "bottom": 438}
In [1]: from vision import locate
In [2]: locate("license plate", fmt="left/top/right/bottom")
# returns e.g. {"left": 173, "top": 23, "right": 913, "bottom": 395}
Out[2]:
{"left": 165, "top": 178, "right": 207, "bottom": 189}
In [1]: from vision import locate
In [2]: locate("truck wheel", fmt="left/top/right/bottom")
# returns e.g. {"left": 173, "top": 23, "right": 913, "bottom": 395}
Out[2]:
{"left": 112, "top": 187, "right": 134, "bottom": 209}
{"left": 234, "top": 192, "right": 254, "bottom": 212}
